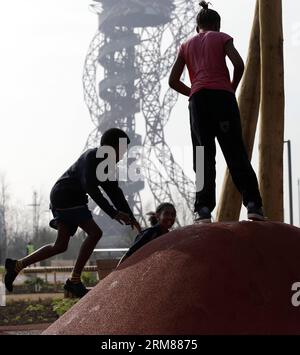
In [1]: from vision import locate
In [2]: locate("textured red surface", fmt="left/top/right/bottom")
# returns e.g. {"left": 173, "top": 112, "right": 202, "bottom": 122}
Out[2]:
{"left": 43, "top": 222, "right": 300, "bottom": 335}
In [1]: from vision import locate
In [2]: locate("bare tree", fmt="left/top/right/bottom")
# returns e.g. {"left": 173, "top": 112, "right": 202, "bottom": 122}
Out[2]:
{"left": 8, "top": 199, "right": 32, "bottom": 242}
{"left": 26, "top": 189, "right": 49, "bottom": 241}
{"left": 0, "top": 178, "right": 51, "bottom": 262}
{"left": 0, "top": 174, "right": 9, "bottom": 265}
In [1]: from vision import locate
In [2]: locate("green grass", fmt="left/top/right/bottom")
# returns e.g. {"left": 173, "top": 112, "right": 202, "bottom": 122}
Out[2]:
{"left": 0, "top": 297, "right": 80, "bottom": 326}
{"left": 52, "top": 298, "right": 79, "bottom": 317}
{"left": 0, "top": 299, "right": 58, "bottom": 326}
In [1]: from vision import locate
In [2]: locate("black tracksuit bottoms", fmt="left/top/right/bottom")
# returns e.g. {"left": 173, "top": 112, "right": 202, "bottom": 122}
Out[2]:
{"left": 188, "top": 89, "right": 262, "bottom": 213}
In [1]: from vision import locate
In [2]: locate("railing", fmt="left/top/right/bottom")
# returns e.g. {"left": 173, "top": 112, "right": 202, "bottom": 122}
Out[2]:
{"left": 21, "top": 266, "right": 98, "bottom": 290}
{"left": 93, "top": 248, "right": 129, "bottom": 252}
{"left": 23, "top": 248, "right": 129, "bottom": 283}
{"left": 1, "top": 249, "right": 130, "bottom": 290}
{"left": 93, "top": 248, "right": 129, "bottom": 279}
{"left": 23, "top": 266, "right": 97, "bottom": 274}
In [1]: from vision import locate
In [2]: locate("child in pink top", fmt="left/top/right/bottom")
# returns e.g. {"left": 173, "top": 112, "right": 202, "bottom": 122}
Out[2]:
{"left": 179, "top": 30, "right": 235, "bottom": 97}
{"left": 169, "top": 1, "right": 264, "bottom": 223}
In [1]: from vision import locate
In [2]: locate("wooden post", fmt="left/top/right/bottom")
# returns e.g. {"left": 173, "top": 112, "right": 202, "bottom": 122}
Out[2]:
{"left": 259, "top": 0, "right": 285, "bottom": 221}
{"left": 217, "top": 0, "right": 261, "bottom": 221}
{"left": 54, "top": 271, "right": 57, "bottom": 292}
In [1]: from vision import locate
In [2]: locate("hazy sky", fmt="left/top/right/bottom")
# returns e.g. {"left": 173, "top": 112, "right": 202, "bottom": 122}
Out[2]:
{"left": 0, "top": 0, "right": 299, "bottom": 225}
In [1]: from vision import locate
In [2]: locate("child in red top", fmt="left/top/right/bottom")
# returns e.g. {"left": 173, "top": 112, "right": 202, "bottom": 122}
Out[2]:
{"left": 169, "top": 1, "right": 264, "bottom": 223}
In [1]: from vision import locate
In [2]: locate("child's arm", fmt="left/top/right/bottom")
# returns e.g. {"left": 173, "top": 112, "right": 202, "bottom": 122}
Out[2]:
{"left": 83, "top": 152, "right": 141, "bottom": 230}
{"left": 102, "top": 180, "right": 134, "bottom": 218}
{"left": 225, "top": 39, "right": 245, "bottom": 92}
{"left": 101, "top": 180, "right": 142, "bottom": 232}
{"left": 82, "top": 154, "right": 129, "bottom": 223}
{"left": 87, "top": 186, "right": 133, "bottom": 226}
{"left": 122, "top": 229, "right": 157, "bottom": 261}
{"left": 169, "top": 55, "right": 191, "bottom": 97}
{"left": 86, "top": 185, "right": 118, "bottom": 219}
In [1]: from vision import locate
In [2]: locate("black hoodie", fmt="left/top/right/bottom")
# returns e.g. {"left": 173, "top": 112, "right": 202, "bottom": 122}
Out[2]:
{"left": 50, "top": 148, "right": 134, "bottom": 220}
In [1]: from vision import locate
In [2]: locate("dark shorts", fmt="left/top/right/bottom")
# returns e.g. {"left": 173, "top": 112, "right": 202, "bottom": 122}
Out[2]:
{"left": 49, "top": 205, "right": 93, "bottom": 236}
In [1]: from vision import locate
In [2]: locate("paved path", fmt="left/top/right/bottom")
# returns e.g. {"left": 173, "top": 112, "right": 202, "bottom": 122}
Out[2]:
{"left": 0, "top": 323, "right": 51, "bottom": 335}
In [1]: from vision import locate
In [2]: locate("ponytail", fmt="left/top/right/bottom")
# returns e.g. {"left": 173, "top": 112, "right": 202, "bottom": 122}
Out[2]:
{"left": 146, "top": 212, "right": 158, "bottom": 227}
{"left": 197, "top": 2, "right": 221, "bottom": 30}
{"left": 199, "top": 1, "right": 209, "bottom": 10}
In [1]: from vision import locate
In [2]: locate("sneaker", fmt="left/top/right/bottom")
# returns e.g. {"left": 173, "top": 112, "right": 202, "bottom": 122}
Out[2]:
{"left": 4, "top": 259, "right": 18, "bottom": 292}
{"left": 247, "top": 202, "right": 265, "bottom": 221}
{"left": 64, "top": 279, "right": 89, "bottom": 298}
{"left": 194, "top": 207, "right": 212, "bottom": 224}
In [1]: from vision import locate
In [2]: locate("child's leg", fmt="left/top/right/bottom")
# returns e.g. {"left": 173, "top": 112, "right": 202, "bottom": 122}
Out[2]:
{"left": 70, "top": 219, "right": 103, "bottom": 281}
{"left": 18, "top": 222, "right": 71, "bottom": 268}
{"left": 216, "top": 93, "right": 262, "bottom": 207}
{"left": 189, "top": 91, "right": 217, "bottom": 212}
{"left": 5, "top": 223, "right": 71, "bottom": 292}
{"left": 63, "top": 219, "right": 102, "bottom": 298}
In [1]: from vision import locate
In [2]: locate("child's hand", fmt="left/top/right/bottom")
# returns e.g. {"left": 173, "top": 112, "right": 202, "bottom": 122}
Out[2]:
{"left": 114, "top": 211, "right": 131, "bottom": 225}
{"left": 130, "top": 219, "right": 142, "bottom": 233}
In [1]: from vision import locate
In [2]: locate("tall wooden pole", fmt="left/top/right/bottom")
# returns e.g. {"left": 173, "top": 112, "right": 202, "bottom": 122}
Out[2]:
{"left": 259, "top": 0, "right": 285, "bottom": 221}
{"left": 216, "top": 0, "right": 261, "bottom": 221}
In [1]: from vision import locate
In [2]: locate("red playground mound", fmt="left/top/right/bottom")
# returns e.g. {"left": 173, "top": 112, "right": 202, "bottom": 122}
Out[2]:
{"left": 43, "top": 222, "right": 300, "bottom": 335}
